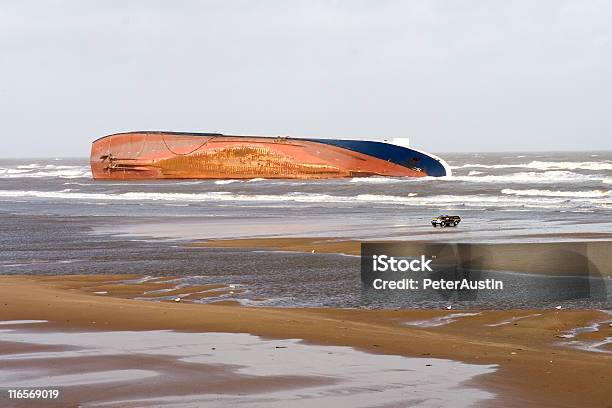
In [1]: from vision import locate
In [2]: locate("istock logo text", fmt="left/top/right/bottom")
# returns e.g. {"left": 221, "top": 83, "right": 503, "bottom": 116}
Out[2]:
{"left": 372, "top": 255, "right": 433, "bottom": 272}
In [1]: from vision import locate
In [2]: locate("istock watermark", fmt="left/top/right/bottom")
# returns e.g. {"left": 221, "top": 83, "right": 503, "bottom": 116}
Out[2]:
{"left": 372, "top": 255, "right": 433, "bottom": 272}
{"left": 360, "top": 242, "right": 608, "bottom": 308}
{"left": 366, "top": 250, "right": 503, "bottom": 292}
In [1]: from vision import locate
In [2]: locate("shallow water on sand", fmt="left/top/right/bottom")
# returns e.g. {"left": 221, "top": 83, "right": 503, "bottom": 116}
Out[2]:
{"left": 0, "top": 321, "right": 496, "bottom": 408}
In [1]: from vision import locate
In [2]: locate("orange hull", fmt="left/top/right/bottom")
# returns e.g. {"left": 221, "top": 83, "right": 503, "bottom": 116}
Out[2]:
{"left": 91, "top": 132, "right": 448, "bottom": 180}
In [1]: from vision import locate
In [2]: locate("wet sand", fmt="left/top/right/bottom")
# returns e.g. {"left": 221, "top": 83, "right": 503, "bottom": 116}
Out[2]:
{"left": 0, "top": 324, "right": 496, "bottom": 408}
{"left": 0, "top": 275, "right": 611, "bottom": 407}
{"left": 193, "top": 237, "right": 612, "bottom": 277}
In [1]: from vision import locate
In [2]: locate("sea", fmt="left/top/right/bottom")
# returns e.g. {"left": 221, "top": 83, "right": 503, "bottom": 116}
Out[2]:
{"left": 1, "top": 151, "right": 610, "bottom": 309}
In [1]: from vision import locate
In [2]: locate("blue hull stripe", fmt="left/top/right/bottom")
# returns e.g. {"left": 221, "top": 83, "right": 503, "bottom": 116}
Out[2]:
{"left": 303, "top": 139, "right": 448, "bottom": 177}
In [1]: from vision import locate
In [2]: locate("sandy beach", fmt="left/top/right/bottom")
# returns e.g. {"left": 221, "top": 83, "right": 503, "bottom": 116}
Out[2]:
{"left": 1, "top": 156, "right": 611, "bottom": 406}
{"left": 1, "top": 273, "right": 611, "bottom": 407}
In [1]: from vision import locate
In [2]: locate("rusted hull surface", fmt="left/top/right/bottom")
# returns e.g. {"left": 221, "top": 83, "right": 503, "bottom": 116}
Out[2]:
{"left": 90, "top": 132, "right": 443, "bottom": 180}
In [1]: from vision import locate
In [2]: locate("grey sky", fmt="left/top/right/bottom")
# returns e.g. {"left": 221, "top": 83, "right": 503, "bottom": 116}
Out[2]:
{"left": 1, "top": 1, "right": 611, "bottom": 157}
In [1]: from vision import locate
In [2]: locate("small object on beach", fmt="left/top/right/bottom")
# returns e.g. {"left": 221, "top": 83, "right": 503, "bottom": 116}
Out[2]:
{"left": 510, "top": 352, "right": 517, "bottom": 355}
{"left": 275, "top": 346, "right": 287, "bottom": 349}
{"left": 431, "top": 215, "right": 461, "bottom": 227}
{"left": 446, "top": 305, "right": 452, "bottom": 310}
{"left": 229, "top": 291, "right": 234, "bottom": 294}
{"left": 229, "top": 284, "right": 236, "bottom": 289}
{"left": 311, "top": 249, "right": 316, "bottom": 253}
{"left": 555, "top": 305, "right": 562, "bottom": 310}
{"left": 425, "top": 364, "right": 432, "bottom": 367}
{"left": 174, "top": 297, "right": 181, "bottom": 302}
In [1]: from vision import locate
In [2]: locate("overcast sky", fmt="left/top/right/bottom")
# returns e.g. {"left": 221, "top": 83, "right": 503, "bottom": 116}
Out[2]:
{"left": 1, "top": 1, "right": 611, "bottom": 157}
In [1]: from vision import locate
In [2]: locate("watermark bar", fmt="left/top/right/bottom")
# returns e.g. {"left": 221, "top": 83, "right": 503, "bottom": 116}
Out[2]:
{"left": 360, "top": 242, "right": 607, "bottom": 306}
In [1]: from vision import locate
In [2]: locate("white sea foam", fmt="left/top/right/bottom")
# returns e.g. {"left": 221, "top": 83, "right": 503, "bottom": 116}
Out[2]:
{"left": 0, "top": 190, "right": 418, "bottom": 204}
{"left": 16, "top": 164, "right": 42, "bottom": 169}
{"left": 501, "top": 189, "right": 611, "bottom": 198}
{"left": 351, "top": 171, "right": 610, "bottom": 184}
{"left": 446, "top": 171, "right": 606, "bottom": 184}
{"left": 349, "top": 177, "right": 403, "bottom": 184}
{"left": 47, "top": 165, "right": 81, "bottom": 169}
{"left": 0, "top": 189, "right": 604, "bottom": 210}
{"left": 0, "top": 320, "right": 48, "bottom": 325}
{"left": 0, "top": 164, "right": 91, "bottom": 179}
{"left": 214, "top": 179, "right": 239, "bottom": 185}
{"left": 453, "top": 161, "right": 612, "bottom": 171}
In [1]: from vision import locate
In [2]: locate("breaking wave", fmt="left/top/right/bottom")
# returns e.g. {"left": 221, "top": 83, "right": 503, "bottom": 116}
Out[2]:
{"left": 344, "top": 168, "right": 612, "bottom": 184}
{"left": 350, "top": 171, "right": 610, "bottom": 184}
{"left": 453, "top": 161, "right": 612, "bottom": 171}
{"left": 0, "top": 190, "right": 418, "bottom": 204}
{"left": 0, "top": 164, "right": 91, "bottom": 179}
{"left": 349, "top": 177, "right": 404, "bottom": 184}
{"left": 501, "top": 189, "right": 610, "bottom": 198}
{"left": 214, "top": 180, "right": 239, "bottom": 185}
{"left": 214, "top": 178, "right": 267, "bottom": 184}
{"left": 446, "top": 171, "right": 611, "bottom": 184}
{"left": 0, "top": 189, "right": 606, "bottom": 210}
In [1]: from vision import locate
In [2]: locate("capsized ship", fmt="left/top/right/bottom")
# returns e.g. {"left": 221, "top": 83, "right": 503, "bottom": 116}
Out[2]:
{"left": 90, "top": 131, "right": 451, "bottom": 180}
